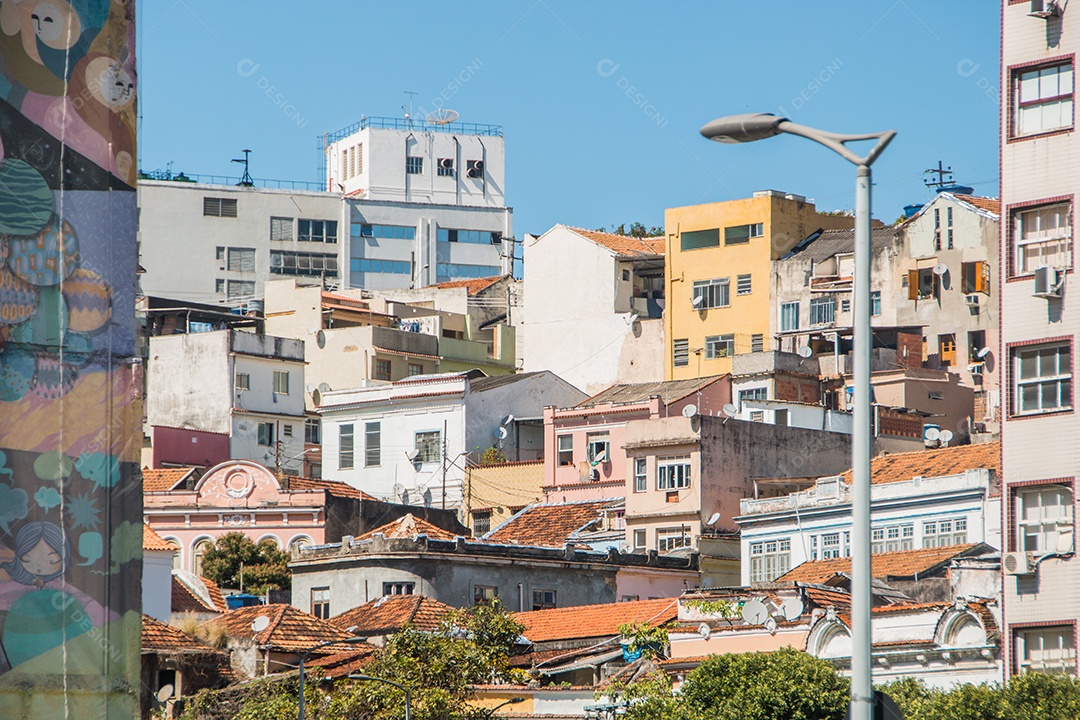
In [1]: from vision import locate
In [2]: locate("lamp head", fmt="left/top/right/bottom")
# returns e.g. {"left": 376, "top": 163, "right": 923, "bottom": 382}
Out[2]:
{"left": 700, "top": 113, "right": 788, "bottom": 144}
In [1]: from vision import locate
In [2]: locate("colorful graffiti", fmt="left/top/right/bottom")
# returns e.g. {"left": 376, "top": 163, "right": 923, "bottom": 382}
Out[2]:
{"left": 0, "top": 1, "right": 140, "bottom": 718}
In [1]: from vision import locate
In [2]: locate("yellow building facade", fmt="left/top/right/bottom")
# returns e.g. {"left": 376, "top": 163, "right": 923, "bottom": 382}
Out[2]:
{"left": 664, "top": 190, "right": 855, "bottom": 379}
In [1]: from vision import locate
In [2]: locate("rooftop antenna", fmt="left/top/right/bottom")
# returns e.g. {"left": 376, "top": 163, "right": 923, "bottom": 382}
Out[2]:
{"left": 403, "top": 91, "right": 417, "bottom": 126}
{"left": 232, "top": 149, "right": 254, "bottom": 187}
{"left": 923, "top": 161, "right": 954, "bottom": 191}
{"left": 425, "top": 108, "right": 460, "bottom": 125}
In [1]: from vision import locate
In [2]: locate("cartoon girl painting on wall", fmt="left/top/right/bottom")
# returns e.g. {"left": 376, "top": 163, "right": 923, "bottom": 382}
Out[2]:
{"left": 0, "top": 520, "right": 107, "bottom": 671}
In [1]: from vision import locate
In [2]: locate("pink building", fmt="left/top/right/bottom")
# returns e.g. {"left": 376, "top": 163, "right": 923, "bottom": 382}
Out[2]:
{"left": 543, "top": 376, "right": 731, "bottom": 504}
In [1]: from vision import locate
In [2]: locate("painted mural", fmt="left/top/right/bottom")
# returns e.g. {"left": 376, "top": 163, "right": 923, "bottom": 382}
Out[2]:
{"left": 0, "top": 1, "right": 140, "bottom": 718}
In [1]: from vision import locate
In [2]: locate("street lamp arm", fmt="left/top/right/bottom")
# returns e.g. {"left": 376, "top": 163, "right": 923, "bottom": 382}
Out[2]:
{"left": 776, "top": 121, "right": 896, "bottom": 168}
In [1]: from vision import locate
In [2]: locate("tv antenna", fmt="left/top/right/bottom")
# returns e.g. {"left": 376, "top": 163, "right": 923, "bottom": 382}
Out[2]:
{"left": 232, "top": 149, "right": 254, "bottom": 187}
{"left": 403, "top": 91, "right": 417, "bottom": 125}
{"left": 426, "top": 108, "right": 460, "bottom": 125}
{"left": 923, "top": 160, "right": 954, "bottom": 191}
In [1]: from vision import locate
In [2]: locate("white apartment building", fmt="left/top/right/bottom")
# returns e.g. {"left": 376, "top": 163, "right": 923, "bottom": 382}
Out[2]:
{"left": 1001, "top": 1, "right": 1080, "bottom": 678}
{"left": 146, "top": 329, "right": 307, "bottom": 472}
{"left": 736, "top": 443, "right": 1001, "bottom": 586}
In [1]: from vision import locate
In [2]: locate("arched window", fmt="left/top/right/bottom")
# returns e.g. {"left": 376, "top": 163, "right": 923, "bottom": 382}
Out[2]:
{"left": 289, "top": 536, "right": 313, "bottom": 553}
{"left": 818, "top": 624, "right": 852, "bottom": 659}
{"left": 192, "top": 538, "right": 214, "bottom": 577}
{"left": 164, "top": 537, "right": 182, "bottom": 571}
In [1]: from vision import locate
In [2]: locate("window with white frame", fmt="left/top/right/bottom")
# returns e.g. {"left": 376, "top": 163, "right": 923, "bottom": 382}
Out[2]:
{"left": 738, "top": 387, "right": 768, "bottom": 410}
{"left": 305, "top": 417, "right": 320, "bottom": 444}
{"left": 749, "top": 539, "right": 791, "bottom": 583}
{"left": 821, "top": 532, "right": 843, "bottom": 559}
{"left": 692, "top": 278, "right": 730, "bottom": 309}
{"left": 736, "top": 274, "right": 752, "bottom": 295}
{"left": 1013, "top": 342, "right": 1072, "bottom": 415}
{"left": 871, "top": 523, "right": 914, "bottom": 554}
{"left": 557, "top": 435, "right": 574, "bottom": 466}
{"left": 532, "top": 589, "right": 557, "bottom": 611}
{"left": 339, "top": 424, "right": 354, "bottom": 469}
{"left": 1015, "top": 61, "right": 1074, "bottom": 136}
{"left": 1014, "top": 203, "right": 1072, "bottom": 275}
{"left": 273, "top": 370, "right": 289, "bottom": 395}
{"left": 781, "top": 301, "right": 800, "bottom": 332}
{"left": 705, "top": 334, "right": 734, "bottom": 359}
{"left": 657, "top": 455, "right": 691, "bottom": 490}
{"left": 587, "top": 433, "right": 610, "bottom": 463}
{"left": 810, "top": 296, "right": 835, "bottom": 325}
{"left": 415, "top": 431, "right": 441, "bottom": 464}
{"left": 809, "top": 535, "right": 819, "bottom": 561}
{"left": 365, "top": 421, "right": 381, "bottom": 467}
{"left": 235, "top": 372, "right": 250, "bottom": 391}
{"left": 257, "top": 422, "right": 274, "bottom": 447}
{"left": 1018, "top": 485, "right": 1074, "bottom": 553}
{"left": 1017, "top": 627, "right": 1076, "bottom": 675}
{"left": 383, "top": 582, "right": 415, "bottom": 596}
{"left": 923, "top": 518, "right": 968, "bottom": 547}
{"left": 311, "top": 587, "right": 331, "bottom": 619}
{"left": 473, "top": 585, "right": 497, "bottom": 605}
{"left": 634, "top": 458, "right": 647, "bottom": 493}
{"left": 657, "top": 527, "right": 692, "bottom": 552}
{"left": 633, "top": 529, "right": 646, "bottom": 551}
{"left": 871, "top": 290, "right": 881, "bottom": 316}
{"left": 406, "top": 156, "right": 423, "bottom": 174}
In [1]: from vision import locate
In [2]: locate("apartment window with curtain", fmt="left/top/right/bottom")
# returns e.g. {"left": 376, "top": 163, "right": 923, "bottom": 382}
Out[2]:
{"left": 809, "top": 297, "right": 835, "bottom": 325}
{"left": 339, "top": 424, "right": 354, "bottom": 469}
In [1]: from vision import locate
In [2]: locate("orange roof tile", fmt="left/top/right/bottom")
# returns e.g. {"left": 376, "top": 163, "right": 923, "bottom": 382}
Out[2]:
{"left": 484, "top": 500, "right": 614, "bottom": 547}
{"left": 209, "top": 604, "right": 356, "bottom": 652}
{"left": 287, "top": 475, "right": 377, "bottom": 500}
{"left": 515, "top": 598, "right": 678, "bottom": 643}
{"left": 141, "top": 614, "right": 221, "bottom": 654}
{"left": 569, "top": 227, "right": 665, "bottom": 257}
{"left": 307, "top": 645, "right": 379, "bottom": 678}
{"left": 330, "top": 594, "right": 455, "bottom": 635}
{"left": 172, "top": 574, "right": 228, "bottom": 614}
{"left": 777, "top": 544, "right": 981, "bottom": 583}
{"left": 839, "top": 441, "right": 999, "bottom": 486}
{"left": 430, "top": 275, "right": 508, "bottom": 295}
{"left": 143, "top": 524, "right": 176, "bottom": 552}
{"left": 953, "top": 194, "right": 1001, "bottom": 216}
{"left": 143, "top": 467, "right": 196, "bottom": 492}
{"left": 357, "top": 513, "right": 462, "bottom": 541}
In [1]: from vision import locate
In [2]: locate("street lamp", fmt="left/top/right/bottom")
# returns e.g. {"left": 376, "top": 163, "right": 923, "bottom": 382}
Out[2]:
{"left": 349, "top": 674, "right": 414, "bottom": 720}
{"left": 295, "top": 634, "right": 368, "bottom": 720}
{"left": 700, "top": 112, "right": 895, "bottom": 720}
{"left": 486, "top": 696, "right": 526, "bottom": 717}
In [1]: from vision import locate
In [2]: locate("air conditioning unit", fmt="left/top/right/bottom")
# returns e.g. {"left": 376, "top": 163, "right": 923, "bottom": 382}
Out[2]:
{"left": 466, "top": 160, "right": 484, "bottom": 178}
{"left": 1004, "top": 551, "right": 1035, "bottom": 576}
{"left": 965, "top": 294, "right": 981, "bottom": 307}
{"left": 589, "top": 467, "right": 601, "bottom": 481}
{"left": 1033, "top": 266, "right": 1063, "bottom": 298}
{"left": 968, "top": 363, "right": 984, "bottom": 376}
{"left": 1029, "top": 0, "right": 1060, "bottom": 18}
{"left": 439, "top": 158, "right": 454, "bottom": 170}
{"left": 490, "top": 231, "right": 503, "bottom": 245}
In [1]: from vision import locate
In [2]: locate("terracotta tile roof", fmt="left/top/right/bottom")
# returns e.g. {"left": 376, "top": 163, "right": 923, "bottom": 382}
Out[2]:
{"left": 578, "top": 375, "right": 728, "bottom": 408}
{"left": 143, "top": 467, "right": 196, "bottom": 492}
{"left": 953, "top": 194, "right": 1001, "bottom": 216}
{"left": 484, "top": 500, "right": 615, "bottom": 547}
{"left": 141, "top": 614, "right": 220, "bottom": 654}
{"left": 357, "top": 513, "right": 462, "bottom": 541}
{"left": 307, "top": 645, "right": 379, "bottom": 678}
{"left": 430, "top": 275, "right": 508, "bottom": 295}
{"left": 569, "top": 227, "right": 665, "bottom": 257}
{"left": 209, "top": 604, "right": 356, "bottom": 652}
{"left": 330, "top": 594, "right": 455, "bottom": 635}
{"left": 839, "top": 441, "right": 999, "bottom": 486}
{"left": 143, "top": 524, "right": 176, "bottom": 552}
{"left": 287, "top": 475, "right": 377, "bottom": 500}
{"left": 172, "top": 573, "right": 228, "bottom": 614}
{"left": 777, "top": 544, "right": 981, "bottom": 583}
{"left": 515, "top": 598, "right": 678, "bottom": 643}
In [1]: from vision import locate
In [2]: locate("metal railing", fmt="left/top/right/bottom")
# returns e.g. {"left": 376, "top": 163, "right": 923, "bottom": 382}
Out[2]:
{"left": 322, "top": 116, "right": 503, "bottom": 144}
{"left": 137, "top": 169, "right": 324, "bottom": 191}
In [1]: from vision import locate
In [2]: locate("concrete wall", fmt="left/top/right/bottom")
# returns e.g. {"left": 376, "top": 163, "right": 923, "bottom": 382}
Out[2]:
{"left": 148, "top": 332, "right": 233, "bottom": 432}
{"left": 143, "top": 550, "right": 176, "bottom": 622}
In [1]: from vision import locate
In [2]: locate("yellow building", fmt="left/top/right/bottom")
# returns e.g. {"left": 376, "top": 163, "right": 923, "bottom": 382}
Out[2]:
{"left": 664, "top": 190, "right": 855, "bottom": 379}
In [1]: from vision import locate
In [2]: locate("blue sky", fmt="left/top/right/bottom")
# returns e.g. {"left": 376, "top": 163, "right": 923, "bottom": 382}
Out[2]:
{"left": 137, "top": 1, "right": 999, "bottom": 235}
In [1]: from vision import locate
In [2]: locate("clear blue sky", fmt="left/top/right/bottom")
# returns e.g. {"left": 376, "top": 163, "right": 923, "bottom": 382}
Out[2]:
{"left": 137, "top": 1, "right": 999, "bottom": 235}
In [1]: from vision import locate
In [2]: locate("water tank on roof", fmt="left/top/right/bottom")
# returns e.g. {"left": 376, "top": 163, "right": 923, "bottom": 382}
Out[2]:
{"left": 902, "top": 204, "right": 924, "bottom": 218}
{"left": 936, "top": 184, "right": 974, "bottom": 195}
{"left": 225, "top": 593, "right": 263, "bottom": 609}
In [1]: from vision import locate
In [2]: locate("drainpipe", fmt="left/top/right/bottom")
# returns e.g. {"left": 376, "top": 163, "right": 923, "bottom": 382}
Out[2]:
{"left": 518, "top": 582, "right": 524, "bottom": 612}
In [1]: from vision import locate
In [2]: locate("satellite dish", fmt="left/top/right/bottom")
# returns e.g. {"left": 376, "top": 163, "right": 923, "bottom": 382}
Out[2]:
{"left": 316, "top": 330, "right": 326, "bottom": 349}
{"left": 697, "top": 622, "right": 711, "bottom": 639}
{"left": 425, "top": 108, "right": 459, "bottom": 125}
{"left": 311, "top": 389, "right": 321, "bottom": 407}
{"left": 501, "top": 414, "right": 515, "bottom": 426}
{"left": 722, "top": 403, "right": 739, "bottom": 418}
{"left": 933, "top": 263, "right": 948, "bottom": 276}
{"left": 764, "top": 616, "right": 778, "bottom": 634}
{"left": 925, "top": 427, "right": 940, "bottom": 441}
{"left": 318, "top": 382, "right": 332, "bottom": 393}
{"left": 591, "top": 450, "right": 608, "bottom": 465}
{"left": 939, "top": 429, "right": 954, "bottom": 444}
{"left": 627, "top": 313, "right": 639, "bottom": 325}
{"left": 155, "top": 685, "right": 175, "bottom": 704}
{"left": 494, "top": 426, "right": 508, "bottom": 440}
{"left": 976, "top": 346, "right": 991, "bottom": 359}
{"left": 707, "top": 512, "right": 721, "bottom": 526}
{"left": 682, "top": 404, "right": 698, "bottom": 419}
{"left": 740, "top": 599, "right": 768, "bottom": 625}
{"left": 691, "top": 294, "right": 704, "bottom": 308}
{"left": 797, "top": 345, "right": 813, "bottom": 358}
{"left": 251, "top": 615, "right": 271, "bottom": 633}
{"left": 405, "top": 448, "right": 420, "bottom": 462}
{"left": 781, "top": 598, "right": 805, "bottom": 621}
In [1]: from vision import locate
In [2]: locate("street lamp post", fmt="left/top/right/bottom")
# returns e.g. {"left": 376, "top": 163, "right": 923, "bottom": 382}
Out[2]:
{"left": 486, "top": 696, "right": 526, "bottom": 718}
{"left": 700, "top": 112, "right": 895, "bottom": 720}
{"left": 349, "top": 675, "right": 414, "bottom": 720}
{"left": 296, "top": 635, "right": 368, "bottom": 720}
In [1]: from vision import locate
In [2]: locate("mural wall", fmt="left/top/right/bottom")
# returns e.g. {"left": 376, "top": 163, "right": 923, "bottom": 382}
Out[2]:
{"left": 0, "top": 1, "right": 140, "bottom": 718}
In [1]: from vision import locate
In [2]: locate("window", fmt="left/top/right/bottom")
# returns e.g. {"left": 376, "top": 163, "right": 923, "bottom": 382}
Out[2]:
{"left": 749, "top": 539, "right": 790, "bottom": 583}
{"left": 622, "top": 268, "right": 631, "bottom": 281}
{"left": 532, "top": 589, "right": 557, "bottom": 611}
{"left": 907, "top": 268, "right": 940, "bottom": 300}
{"left": 282, "top": 424, "right": 293, "bottom": 438}
{"left": 436, "top": 228, "right": 500, "bottom": 244}
{"left": 271, "top": 250, "right": 339, "bottom": 277}
{"left": 751, "top": 334, "right": 764, "bottom": 353}
{"left": 273, "top": 370, "right": 289, "bottom": 395}
{"left": 736, "top": 274, "right": 752, "bottom": 295}
{"left": 923, "top": 518, "right": 968, "bottom": 547}
{"left": 355, "top": 144, "right": 363, "bottom": 174}
{"left": 673, "top": 339, "right": 689, "bottom": 367}
{"left": 939, "top": 334, "right": 956, "bottom": 367}
{"left": 365, "top": 421, "right": 381, "bottom": 467}
{"left": 705, "top": 334, "right": 734, "bottom": 359}
{"left": 871, "top": 291, "right": 881, "bottom": 316}
{"left": 681, "top": 228, "right": 719, "bottom": 250}
{"left": 1018, "top": 485, "right": 1074, "bottom": 553}
{"left": 809, "top": 297, "right": 835, "bottom": 325}
{"left": 165, "top": 539, "right": 182, "bottom": 571}
{"left": 270, "top": 216, "right": 293, "bottom": 241}
{"left": 1018, "top": 627, "right": 1076, "bottom": 675}
{"left": 435, "top": 263, "right": 501, "bottom": 280}
{"left": 305, "top": 417, "right": 320, "bottom": 444}
{"left": 473, "top": 585, "right": 498, "bottom": 605}
{"left": 774, "top": 409, "right": 788, "bottom": 426}
{"left": 227, "top": 280, "right": 255, "bottom": 300}
{"left": 969, "top": 331, "right": 987, "bottom": 362}
{"left": 871, "top": 523, "right": 914, "bottom": 554}
{"left": 216, "top": 246, "right": 225, "bottom": 261}
{"left": 473, "top": 511, "right": 491, "bottom": 536}
{"left": 634, "top": 458, "right": 647, "bottom": 492}
{"left": 749, "top": 410, "right": 764, "bottom": 422}
{"left": 633, "top": 529, "right": 646, "bottom": 551}
{"left": 738, "top": 387, "right": 768, "bottom": 409}
{"left": 339, "top": 424, "right": 354, "bottom": 469}
{"left": 657, "top": 527, "right": 691, "bottom": 552}
{"left": 374, "top": 358, "right": 392, "bottom": 381}
{"left": 352, "top": 258, "right": 412, "bottom": 276}
{"left": 406, "top": 156, "right": 423, "bottom": 174}
{"left": 809, "top": 535, "right": 818, "bottom": 561}
{"left": 415, "top": 431, "right": 441, "bottom": 464}
{"left": 586, "top": 433, "right": 610, "bottom": 463}
{"left": 947, "top": 206, "right": 954, "bottom": 249}
{"left": 724, "top": 223, "right": 763, "bottom": 244}
{"left": 235, "top": 372, "right": 250, "bottom": 391}
{"left": 1015, "top": 61, "right": 1074, "bottom": 136}
{"left": 657, "top": 455, "right": 691, "bottom": 490}
{"left": 821, "top": 533, "right": 842, "bottom": 560}
{"left": 1013, "top": 342, "right": 1072, "bottom": 414}
{"left": 934, "top": 208, "right": 942, "bottom": 251}
{"left": 383, "top": 582, "right": 415, "bottom": 596}
{"left": 257, "top": 422, "right": 274, "bottom": 447}
{"left": 407, "top": 363, "right": 423, "bottom": 377}
{"left": 780, "top": 302, "right": 800, "bottom": 332}
{"left": 192, "top": 539, "right": 213, "bottom": 576}
{"left": 203, "top": 197, "right": 237, "bottom": 217}
{"left": 353, "top": 223, "right": 417, "bottom": 240}
{"left": 311, "top": 588, "right": 330, "bottom": 619}
{"left": 557, "top": 435, "right": 574, "bottom": 466}
{"left": 216, "top": 279, "right": 225, "bottom": 294}
{"left": 1013, "top": 204, "right": 1072, "bottom": 275}
{"left": 227, "top": 247, "right": 256, "bottom": 272}
{"left": 962, "top": 261, "right": 991, "bottom": 294}
{"left": 840, "top": 299, "right": 851, "bottom": 313}
{"left": 437, "top": 158, "right": 455, "bottom": 177}
{"left": 298, "top": 219, "right": 338, "bottom": 243}
{"left": 692, "top": 278, "right": 730, "bottom": 309}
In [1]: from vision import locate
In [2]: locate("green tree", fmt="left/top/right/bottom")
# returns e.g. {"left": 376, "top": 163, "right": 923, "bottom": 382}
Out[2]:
{"left": 200, "top": 532, "right": 291, "bottom": 595}
{"left": 596, "top": 222, "right": 664, "bottom": 238}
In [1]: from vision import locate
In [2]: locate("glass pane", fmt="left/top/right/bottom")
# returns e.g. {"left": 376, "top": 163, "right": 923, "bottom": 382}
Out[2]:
{"left": 1020, "top": 70, "right": 1040, "bottom": 101}
{"left": 1021, "top": 384, "right": 1040, "bottom": 412}
{"left": 1020, "top": 104, "right": 1041, "bottom": 134}
{"left": 1020, "top": 351, "right": 1038, "bottom": 380}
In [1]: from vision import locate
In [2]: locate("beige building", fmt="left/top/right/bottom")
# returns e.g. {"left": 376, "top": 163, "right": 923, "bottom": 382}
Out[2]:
{"left": 464, "top": 460, "right": 545, "bottom": 536}
{"left": 1000, "top": 1, "right": 1080, "bottom": 678}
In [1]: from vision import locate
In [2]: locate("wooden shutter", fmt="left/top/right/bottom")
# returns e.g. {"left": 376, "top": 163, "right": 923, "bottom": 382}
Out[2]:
{"left": 976, "top": 260, "right": 990, "bottom": 294}
{"left": 907, "top": 270, "right": 919, "bottom": 300}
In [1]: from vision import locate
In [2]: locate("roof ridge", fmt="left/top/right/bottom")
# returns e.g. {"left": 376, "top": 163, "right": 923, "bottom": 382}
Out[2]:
{"left": 262, "top": 604, "right": 288, "bottom": 642}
